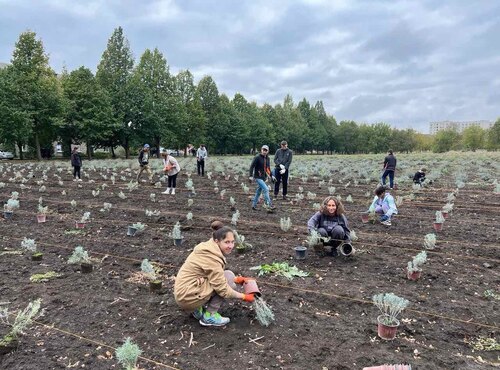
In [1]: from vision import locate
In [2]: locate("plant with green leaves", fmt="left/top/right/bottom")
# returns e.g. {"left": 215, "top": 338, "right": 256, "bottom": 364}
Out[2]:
{"left": 350, "top": 230, "right": 358, "bottom": 242}
{"left": 231, "top": 210, "right": 240, "bottom": 226}
{"left": 68, "top": 246, "right": 91, "bottom": 264}
{"left": 100, "top": 202, "right": 112, "bottom": 212}
{"left": 372, "top": 293, "right": 409, "bottom": 326}
{"left": 0, "top": 299, "right": 43, "bottom": 347}
{"left": 435, "top": 211, "right": 445, "bottom": 224}
{"left": 424, "top": 233, "right": 436, "bottom": 250}
{"left": 345, "top": 195, "right": 353, "bottom": 203}
{"left": 127, "top": 181, "right": 138, "bottom": 192}
{"left": 30, "top": 271, "right": 62, "bottom": 283}
{"left": 140, "top": 259, "right": 158, "bottom": 281}
{"left": 170, "top": 222, "right": 182, "bottom": 240}
{"left": 21, "top": 237, "right": 37, "bottom": 253}
{"left": 116, "top": 337, "right": 142, "bottom": 370}
{"left": 118, "top": 191, "right": 127, "bottom": 199}
{"left": 132, "top": 222, "right": 145, "bottom": 231}
{"left": 467, "top": 337, "right": 500, "bottom": 351}
{"left": 328, "top": 186, "right": 336, "bottom": 195}
{"left": 306, "top": 191, "right": 316, "bottom": 200}
{"left": 145, "top": 209, "right": 160, "bottom": 217}
{"left": 306, "top": 229, "right": 328, "bottom": 248}
{"left": 234, "top": 231, "right": 253, "bottom": 251}
{"left": 187, "top": 198, "right": 194, "bottom": 207}
{"left": 80, "top": 212, "right": 91, "bottom": 223}
{"left": 442, "top": 202, "right": 453, "bottom": 213}
{"left": 70, "top": 200, "right": 77, "bottom": 208}
{"left": 250, "top": 262, "right": 309, "bottom": 280}
{"left": 253, "top": 296, "right": 275, "bottom": 327}
{"left": 280, "top": 216, "right": 292, "bottom": 232}
{"left": 483, "top": 289, "right": 500, "bottom": 301}
{"left": 4, "top": 198, "right": 20, "bottom": 212}
{"left": 407, "top": 251, "right": 427, "bottom": 273}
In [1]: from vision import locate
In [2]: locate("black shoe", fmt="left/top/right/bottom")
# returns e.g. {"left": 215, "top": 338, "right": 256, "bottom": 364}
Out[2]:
{"left": 283, "top": 195, "right": 288, "bottom": 200}
{"left": 252, "top": 206, "right": 257, "bottom": 211}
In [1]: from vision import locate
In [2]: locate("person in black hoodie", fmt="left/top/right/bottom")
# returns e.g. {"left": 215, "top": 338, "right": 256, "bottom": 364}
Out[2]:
{"left": 381, "top": 150, "right": 397, "bottom": 189}
{"left": 71, "top": 147, "right": 82, "bottom": 181}
{"left": 136, "top": 144, "right": 154, "bottom": 184}
{"left": 249, "top": 145, "right": 275, "bottom": 211}
{"left": 413, "top": 168, "right": 427, "bottom": 186}
{"left": 273, "top": 140, "right": 293, "bottom": 200}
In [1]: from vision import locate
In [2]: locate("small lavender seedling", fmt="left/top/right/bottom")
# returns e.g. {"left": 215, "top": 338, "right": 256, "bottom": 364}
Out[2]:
{"left": 80, "top": 212, "right": 91, "bottom": 223}
{"left": 132, "top": 222, "right": 145, "bottom": 231}
{"left": 346, "top": 195, "right": 353, "bottom": 203}
{"left": 140, "top": 259, "right": 156, "bottom": 280}
{"left": 435, "top": 211, "right": 445, "bottom": 224}
{"left": 116, "top": 337, "right": 142, "bottom": 370}
{"left": 0, "top": 299, "right": 43, "bottom": 340}
{"left": 442, "top": 202, "right": 454, "bottom": 213}
{"left": 280, "top": 217, "right": 292, "bottom": 232}
{"left": 118, "top": 191, "right": 127, "bottom": 199}
{"left": 170, "top": 222, "right": 182, "bottom": 239}
{"left": 68, "top": 246, "right": 91, "bottom": 264}
{"left": 328, "top": 186, "right": 336, "bottom": 195}
{"left": 145, "top": 209, "right": 161, "bottom": 217}
{"left": 424, "top": 233, "right": 436, "bottom": 250}
{"left": 100, "top": 202, "right": 112, "bottom": 212}
{"left": 149, "top": 193, "right": 156, "bottom": 203}
{"left": 187, "top": 198, "right": 194, "bottom": 207}
{"left": 70, "top": 200, "right": 77, "bottom": 208}
{"left": 350, "top": 230, "right": 358, "bottom": 241}
{"left": 372, "top": 293, "right": 409, "bottom": 325}
{"left": 229, "top": 196, "right": 236, "bottom": 208}
{"left": 92, "top": 189, "right": 100, "bottom": 197}
{"left": 127, "top": 181, "right": 138, "bottom": 192}
{"left": 407, "top": 251, "right": 427, "bottom": 273}
{"left": 312, "top": 202, "right": 321, "bottom": 211}
{"left": 21, "top": 238, "right": 37, "bottom": 253}
{"left": 37, "top": 204, "right": 48, "bottom": 215}
{"left": 231, "top": 210, "right": 240, "bottom": 226}
{"left": 253, "top": 296, "right": 275, "bottom": 327}
{"left": 186, "top": 212, "right": 193, "bottom": 222}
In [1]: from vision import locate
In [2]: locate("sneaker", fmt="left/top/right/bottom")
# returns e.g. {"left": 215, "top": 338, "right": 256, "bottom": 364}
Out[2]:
{"left": 381, "top": 220, "right": 392, "bottom": 226}
{"left": 283, "top": 195, "right": 288, "bottom": 200}
{"left": 192, "top": 306, "right": 204, "bottom": 320}
{"left": 162, "top": 188, "right": 171, "bottom": 194}
{"left": 199, "top": 311, "right": 230, "bottom": 327}
{"left": 77, "top": 179, "right": 82, "bottom": 182}
{"left": 73, "top": 179, "right": 77, "bottom": 182}
{"left": 251, "top": 206, "right": 257, "bottom": 211}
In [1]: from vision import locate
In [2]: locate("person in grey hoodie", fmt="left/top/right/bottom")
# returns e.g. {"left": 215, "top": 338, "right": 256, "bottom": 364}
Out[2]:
{"left": 273, "top": 141, "right": 293, "bottom": 200}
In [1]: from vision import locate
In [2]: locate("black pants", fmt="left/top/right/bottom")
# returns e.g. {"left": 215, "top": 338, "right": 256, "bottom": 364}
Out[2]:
{"left": 168, "top": 173, "right": 178, "bottom": 188}
{"left": 274, "top": 168, "right": 289, "bottom": 196}
{"left": 73, "top": 166, "right": 81, "bottom": 179}
{"left": 197, "top": 160, "right": 205, "bottom": 176}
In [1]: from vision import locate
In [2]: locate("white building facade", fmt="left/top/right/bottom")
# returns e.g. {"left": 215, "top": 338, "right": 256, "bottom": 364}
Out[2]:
{"left": 429, "top": 120, "right": 494, "bottom": 135}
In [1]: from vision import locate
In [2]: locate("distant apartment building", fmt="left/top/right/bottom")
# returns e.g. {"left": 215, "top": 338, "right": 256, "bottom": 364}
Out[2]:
{"left": 429, "top": 120, "right": 494, "bottom": 135}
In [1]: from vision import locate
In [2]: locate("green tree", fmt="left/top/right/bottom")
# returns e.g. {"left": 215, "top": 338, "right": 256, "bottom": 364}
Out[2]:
{"left": 197, "top": 76, "right": 220, "bottom": 151}
{"left": 486, "top": 119, "right": 500, "bottom": 150}
{"left": 336, "top": 121, "right": 359, "bottom": 154}
{"left": 432, "top": 129, "right": 461, "bottom": 153}
{"left": 392, "top": 128, "right": 418, "bottom": 153}
{"left": 96, "top": 26, "right": 134, "bottom": 158}
{"left": 6, "top": 31, "right": 61, "bottom": 160}
{"left": 60, "top": 67, "right": 115, "bottom": 159}
{"left": 461, "top": 125, "right": 485, "bottom": 151}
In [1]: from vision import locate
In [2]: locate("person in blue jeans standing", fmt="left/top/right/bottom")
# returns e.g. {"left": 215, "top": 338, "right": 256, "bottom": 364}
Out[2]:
{"left": 249, "top": 145, "right": 275, "bottom": 212}
{"left": 381, "top": 150, "right": 397, "bottom": 189}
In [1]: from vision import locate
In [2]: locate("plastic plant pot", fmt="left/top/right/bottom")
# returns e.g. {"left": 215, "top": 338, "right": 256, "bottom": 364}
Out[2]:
{"left": 149, "top": 280, "right": 162, "bottom": 293}
{"left": 243, "top": 279, "right": 261, "bottom": 297}
{"left": 236, "top": 246, "right": 246, "bottom": 254}
{"left": 81, "top": 263, "right": 93, "bottom": 274}
{"left": 407, "top": 270, "right": 421, "bottom": 281}
{"left": 173, "top": 238, "right": 183, "bottom": 247}
{"left": 377, "top": 315, "right": 400, "bottom": 340}
{"left": 339, "top": 242, "right": 354, "bottom": 257}
{"left": 433, "top": 222, "right": 443, "bottom": 231}
{"left": 75, "top": 221, "right": 85, "bottom": 229}
{"left": 294, "top": 246, "right": 307, "bottom": 260}
{"left": 3, "top": 211, "right": 13, "bottom": 220}
{"left": 0, "top": 337, "right": 18, "bottom": 356}
{"left": 361, "top": 213, "right": 370, "bottom": 223}
{"left": 442, "top": 212, "right": 449, "bottom": 219}
{"left": 31, "top": 253, "right": 43, "bottom": 261}
{"left": 37, "top": 214, "right": 46, "bottom": 223}
{"left": 127, "top": 226, "right": 138, "bottom": 236}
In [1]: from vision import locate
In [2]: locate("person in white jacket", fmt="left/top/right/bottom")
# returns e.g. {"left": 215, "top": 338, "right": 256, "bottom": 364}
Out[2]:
{"left": 368, "top": 186, "right": 398, "bottom": 226}
{"left": 161, "top": 150, "right": 181, "bottom": 194}
{"left": 196, "top": 144, "right": 208, "bottom": 176}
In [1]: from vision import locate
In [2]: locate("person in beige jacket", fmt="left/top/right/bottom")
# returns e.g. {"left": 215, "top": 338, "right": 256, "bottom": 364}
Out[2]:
{"left": 174, "top": 224, "right": 255, "bottom": 327}
{"left": 161, "top": 149, "right": 181, "bottom": 195}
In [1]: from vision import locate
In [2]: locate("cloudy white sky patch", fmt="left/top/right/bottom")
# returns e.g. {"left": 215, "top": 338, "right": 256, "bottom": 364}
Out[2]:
{"left": 0, "top": 0, "right": 498, "bottom": 133}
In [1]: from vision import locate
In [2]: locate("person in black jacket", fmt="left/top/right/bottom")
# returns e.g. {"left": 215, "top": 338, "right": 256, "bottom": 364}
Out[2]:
{"left": 136, "top": 144, "right": 154, "bottom": 184}
{"left": 249, "top": 145, "right": 275, "bottom": 211}
{"left": 413, "top": 168, "right": 427, "bottom": 186}
{"left": 71, "top": 147, "right": 82, "bottom": 181}
{"left": 273, "top": 140, "right": 293, "bottom": 200}
{"left": 381, "top": 150, "right": 397, "bottom": 189}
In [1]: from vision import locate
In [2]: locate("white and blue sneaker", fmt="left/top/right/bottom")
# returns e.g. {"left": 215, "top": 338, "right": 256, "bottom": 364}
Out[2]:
{"left": 192, "top": 306, "right": 204, "bottom": 320}
{"left": 381, "top": 220, "right": 392, "bottom": 226}
{"left": 199, "top": 311, "right": 230, "bottom": 327}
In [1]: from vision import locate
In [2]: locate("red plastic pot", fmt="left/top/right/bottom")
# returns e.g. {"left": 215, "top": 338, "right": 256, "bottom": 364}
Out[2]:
{"left": 442, "top": 212, "right": 449, "bottom": 219}
{"left": 433, "top": 222, "right": 443, "bottom": 231}
{"left": 363, "top": 365, "right": 411, "bottom": 370}
{"left": 243, "top": 279, "right": 261, "bottom": 297}
{"left": 75, "top": 221, "right": 86, "bottom": 229}
{"left": 377, "top": 315, "right": 399, "bottom": 340}
{"left": 37, "top": 214, "right": 46, "bottom": 223}
{"left": 361, "top": 213, "right": 370, "bottom": 223}
{"left": 407, "top": 270, "right": 421, "bottom": 281}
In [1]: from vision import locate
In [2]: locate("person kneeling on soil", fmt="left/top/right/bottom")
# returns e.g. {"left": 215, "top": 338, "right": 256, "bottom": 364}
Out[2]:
{"left": 307, "top": 196, "right": 351, "bottom": 257}
{"left": 368, "top": 185, "right": 398, "bottom": 226}
{"left": 174, "top": 223, "right": 255, "bottom": 327}
{"left": 413, "top": 167, "right": 427, "bottom": 187}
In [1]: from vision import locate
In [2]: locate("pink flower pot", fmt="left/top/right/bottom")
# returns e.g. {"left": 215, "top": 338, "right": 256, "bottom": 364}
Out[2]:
{"left": 243, "top": 279, "right": 261, "bottom": 297}
{"left": 442, "top": 212, "right": 448, "bottom": 219}
{"left": 361, "top": 213, "right": 370, "bottom": 223}
{"left": 37, "top": 214, "right": 46, "bottom": 223}
{"left": 407, "top": 270, "right": 421, "bottom": 281}
{"left": 75, "top": 221, "right": 86, "bottom": 229}
{"left": 377, "top": 315, "right": 399, "bottom": 340}
{"left": 433, "top": 222, "right": 443, "bottom": 231}
{"left": 363, "top": 365, "right": 412, "bottom": 370}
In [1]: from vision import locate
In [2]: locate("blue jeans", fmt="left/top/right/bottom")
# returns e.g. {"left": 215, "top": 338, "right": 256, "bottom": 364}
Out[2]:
{"left": 381, "top": 170, "right": 394, "bottom": 188}
{"left": 252, "top": 178, "right": 272, "bottom": 207}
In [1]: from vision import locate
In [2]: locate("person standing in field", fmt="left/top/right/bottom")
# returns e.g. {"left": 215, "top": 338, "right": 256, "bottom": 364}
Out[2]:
{"left": 161, "top": 149, "right": 181, "bottom": 195}
{"left": 273, "top": 140, "right": 293, "bottom": 200}
{"left": 137, "top": 144, "right": 154, "bottom": 184}
{"left": 196, "top": 144, "right": 208, "bottom": 176}
{"left": 71, "top": 147, "right": 82, "bottom": 181}
{"left": 381, "top": 150, "right": 397, "bottom": 189}
{"left": 249, "top": 145, "right": 275, "bottom": 212}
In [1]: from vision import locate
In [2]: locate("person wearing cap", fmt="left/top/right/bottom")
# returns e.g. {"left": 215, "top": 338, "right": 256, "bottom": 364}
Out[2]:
{"left": 413, "top": 167, "right": 427, "bottom": 187}
{"left": 137, "top": 144, "right": 154, "bottom": 184}
{"left": 249, "top": 145, "right": 275, "bottom": 211}
{"left": 71, "top": 147, "right": 83, "bottom": 181}
{"left": 273, "top": 140, "right": 293, "bottom": 200}
{"left": 196, "top": 144, "right": 208, "bottom": 176}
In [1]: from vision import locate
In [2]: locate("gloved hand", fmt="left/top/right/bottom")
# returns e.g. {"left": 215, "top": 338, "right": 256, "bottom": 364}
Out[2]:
{"left": 249, "top": 176, "right": 254, "bottom": 182}
{"left": 280, "top": 164, "right": 285, "bottom": 170}
{"left": 242, "top": 293, "right": 255, "bottom": 302}
{"left": 271, "top": 175, "right": 277, "bottom": 183}
{"left": 279, "top": 169, "right": 286, "bottom": 174}
{"left": 234, "top": 276, "right": 255, "bottom": 285}
{"left": 380, "top": 215, "right": 390, "bottom": 222}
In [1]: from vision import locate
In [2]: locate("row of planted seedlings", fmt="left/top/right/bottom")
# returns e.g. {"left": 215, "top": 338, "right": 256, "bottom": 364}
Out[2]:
{"left": 0, "top": 160, "right": 500, "bottom": 368}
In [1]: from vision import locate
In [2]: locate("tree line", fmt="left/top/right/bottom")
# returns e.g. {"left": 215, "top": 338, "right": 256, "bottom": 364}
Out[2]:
{"left": 0, "top": 27, "right": 498, "bottom": 160}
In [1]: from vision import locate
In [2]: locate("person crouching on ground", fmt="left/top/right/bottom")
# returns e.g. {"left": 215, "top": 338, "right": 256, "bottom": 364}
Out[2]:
{"left": 174, "top": 223, "right": 255, "bottom": 327}
{"left": 413, "top": 167, "right": 427, "bottom": 187}
{"left": 307, "top": 196, "right": 350, "bottom": 256}
{"left": 161, "top": 149, "right": 181, "bottom": 195}
{"left": 368, "top": 185, "right": 398, "bottom": 226}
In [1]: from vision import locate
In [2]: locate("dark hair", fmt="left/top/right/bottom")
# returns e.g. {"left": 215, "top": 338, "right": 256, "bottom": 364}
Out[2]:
{"left": 388, "top": 150, "right": 393, "bottom": 155}
{"left": 375, "top": 185, "right": 387, "bottom": 196}
{"left": 212, "top": 226, "right": 234, "bottom": 241}
{"left": 210, "top": 220, "right": 224, "bottom": 231}
{"left": 320, "top": 196, "right": 345, "bottom": 216}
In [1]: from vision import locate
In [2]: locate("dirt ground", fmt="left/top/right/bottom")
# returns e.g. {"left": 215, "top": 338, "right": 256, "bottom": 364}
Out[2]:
{"left": 0, "top": 163, "right": 499, "bottom": 369}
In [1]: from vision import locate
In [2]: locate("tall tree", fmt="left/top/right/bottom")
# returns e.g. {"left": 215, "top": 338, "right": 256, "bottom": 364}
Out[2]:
{"left": 461, "top": 126, "right": 485, "bottom": 151}
{"left": 96, "top": 26, "right": 134, "bottom": 158}
{"left": 486, "top": 119, "right": 500, "bottom": 150}
{"left": 196, "top": 76, "right": 220, "bottom": 151}
{"left": 432, "top": 129, "right": 461, "bottom": 153}
{"left": 7, "top": 31, "right": 61, "bottom": 160}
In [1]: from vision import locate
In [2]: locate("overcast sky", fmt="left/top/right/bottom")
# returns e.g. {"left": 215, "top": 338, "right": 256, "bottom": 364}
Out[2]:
{"left": 1, "top": 0, "right": 499, "bottom": 133}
